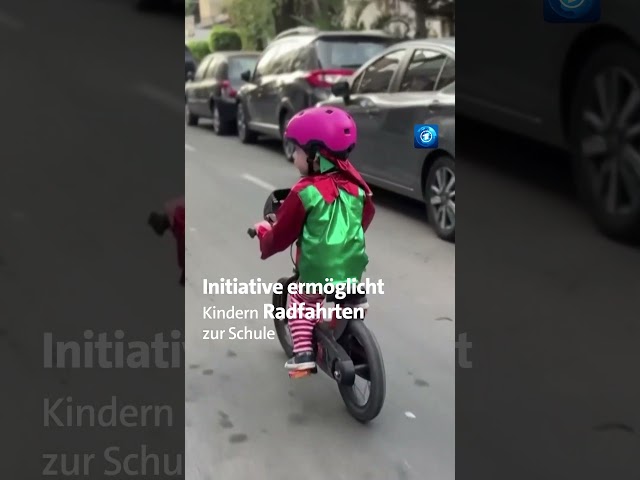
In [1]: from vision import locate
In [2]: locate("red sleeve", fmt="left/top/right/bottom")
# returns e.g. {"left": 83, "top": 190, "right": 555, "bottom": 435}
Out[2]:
{"left": 258, "top": 191, "right": 307, "bottom": 260}
{"left": 362, "top": 194, "right": 375, "bottom": 232}
{"left": 163, "top": 196, "right": 185, "bottom": 270}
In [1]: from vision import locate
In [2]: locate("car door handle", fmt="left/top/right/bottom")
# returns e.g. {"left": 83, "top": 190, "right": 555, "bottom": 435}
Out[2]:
{"left": 365, "top": 107, "right": 380, "bottom": 115}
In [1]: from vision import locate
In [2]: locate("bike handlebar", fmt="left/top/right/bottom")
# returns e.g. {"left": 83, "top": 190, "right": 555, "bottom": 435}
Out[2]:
{"left": 247, "top": 227, "right": 257, "bottom": 238}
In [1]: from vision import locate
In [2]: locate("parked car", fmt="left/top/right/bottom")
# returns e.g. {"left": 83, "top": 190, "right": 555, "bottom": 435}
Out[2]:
{"left": 235, "top": 30, "right": 395, "bottom": 160}
{"left": 319, "top": 39, "right": 456, "bottom": 241}
{"left": 185, "top": 45, "right": 197, "bottom": 83}
{"left": 185, "top": 51, "right": 260, "bottom": 135}
{"left": 457, "top": 1, "right": 640, "bottom": 241}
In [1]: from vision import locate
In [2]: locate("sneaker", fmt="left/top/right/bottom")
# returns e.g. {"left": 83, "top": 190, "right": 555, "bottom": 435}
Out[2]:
{"left": 285, "top": 351, "right": 316, "bottom": 370}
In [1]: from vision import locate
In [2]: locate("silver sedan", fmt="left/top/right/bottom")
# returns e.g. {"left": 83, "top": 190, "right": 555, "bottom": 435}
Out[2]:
{"left": 319, "top": 39, "right": 456, "bottom": 241}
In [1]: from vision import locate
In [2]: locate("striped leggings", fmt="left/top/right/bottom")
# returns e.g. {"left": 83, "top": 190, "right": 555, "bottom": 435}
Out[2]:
{"left": 287, "top": 290, "right": 325, "bottom": 354}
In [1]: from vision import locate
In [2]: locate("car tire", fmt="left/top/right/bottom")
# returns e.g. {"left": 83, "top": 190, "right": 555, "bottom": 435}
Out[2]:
{"left": 280, "top": 111, "right": 295, "bottom": 162}
{"left": 212, "top": 101, "right": 232, "bottom": 136}
{"left": 185, "top": 101, "right": 198, "bottom": 126}
{"left": 236, "top": 101, "right": 257, "bottom": 144}
{"left": 569, "top": 42, "right": 640, "bottom": 242}
{"left": 424, "top": 155, "right": 455, "bottom": 242}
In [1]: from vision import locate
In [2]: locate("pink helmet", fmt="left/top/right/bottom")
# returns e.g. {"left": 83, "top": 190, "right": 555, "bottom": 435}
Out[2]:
{"left": 284, "top": 106, "right": 357, "bottom": 156}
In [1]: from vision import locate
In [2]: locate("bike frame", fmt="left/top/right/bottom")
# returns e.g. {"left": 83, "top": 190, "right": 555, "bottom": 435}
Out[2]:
{"left": 277, "top": 274, "right": 358, "bottom": 387}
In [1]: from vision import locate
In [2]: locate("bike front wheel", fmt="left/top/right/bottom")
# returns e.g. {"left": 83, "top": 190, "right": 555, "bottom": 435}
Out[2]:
{"left": 338, "top": 320, "right": 386, "bottom": 423}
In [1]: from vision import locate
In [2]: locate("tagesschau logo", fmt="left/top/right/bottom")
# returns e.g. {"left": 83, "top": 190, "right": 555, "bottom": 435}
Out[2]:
{"left": 543, "top": 0, "right": 600, "bottom": 23}
{"left": 414, "top": 124, "right": 439, "bottom": 149}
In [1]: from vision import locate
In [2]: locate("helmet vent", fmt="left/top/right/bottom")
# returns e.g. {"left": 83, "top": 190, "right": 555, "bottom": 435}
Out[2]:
{"left": 326, "top": 109, "right": 333, "bottom": 114}
{"left": 344, "top": 128, "right": 350, "bottom": 134}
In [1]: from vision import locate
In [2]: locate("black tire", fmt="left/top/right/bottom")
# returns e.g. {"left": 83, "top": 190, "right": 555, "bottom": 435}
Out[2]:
{"left": 272, "top": 277, "right": 293, "bottom": 357}
{"left": 237, "top": 101, "right": 257, "bottom": 144}
{"left": 424, "top": 155, "right": 455, "bottom": 242}
{"left": 568, "top": 42, "right": 640, "bottom": 242}
{"left": 280, "top": 111, "right": 295, "bottom": 162}
{"left": 185, "top": 101, "right": 198, "bottom": 126}
{"left": 338, "top": 320, "right": 386, "bottom": 423}
{"left": 212, "top": 101, "right": 233, "bottom": 136}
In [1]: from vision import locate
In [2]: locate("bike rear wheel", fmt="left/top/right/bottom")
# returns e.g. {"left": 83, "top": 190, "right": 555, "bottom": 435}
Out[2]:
{"left": 338, "top": 320, "right": 386, "bottom": 423}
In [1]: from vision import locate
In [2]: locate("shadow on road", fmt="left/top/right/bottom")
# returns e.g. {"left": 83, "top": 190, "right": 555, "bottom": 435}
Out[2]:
{"left": 458, "top": 116, "right": 576, "bottom": 202}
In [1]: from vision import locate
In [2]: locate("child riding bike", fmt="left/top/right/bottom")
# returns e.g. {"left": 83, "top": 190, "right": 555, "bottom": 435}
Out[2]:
{"left": 252, "top": 106, "right": 375, "bottom": 371}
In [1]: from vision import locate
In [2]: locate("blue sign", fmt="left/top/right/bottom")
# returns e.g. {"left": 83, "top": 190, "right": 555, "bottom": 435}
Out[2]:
{"left": 544, "top": 0, "right": 600, "bottom": 23}
{"left": 414, "top": 124, "right": 439, "bottom": 149}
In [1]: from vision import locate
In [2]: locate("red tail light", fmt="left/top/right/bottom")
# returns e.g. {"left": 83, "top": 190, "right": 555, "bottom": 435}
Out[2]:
{"left": 305, "top": 69, "right": 354, "bottom": 88}
{"left": 221, "top": 80, "right": 237, "bottom": 98}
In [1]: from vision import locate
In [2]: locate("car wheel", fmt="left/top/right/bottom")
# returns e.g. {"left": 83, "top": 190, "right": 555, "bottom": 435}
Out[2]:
{"left": 212, "top": 102, "right": 232, "bottom": 136}
{"left": 185, "top": 101, "right": 198, "bottom": 126}
{"left": 237, "top": 102, "right": 257, "bottom": 144}
{"left": 425, "top": 155, "right": 455, "bottom": 242}
{"left": 569, "top": 43, "right": 640, "bottom": 242}
{"left": 280, "top": 111, "right": 295, "bottom": 162}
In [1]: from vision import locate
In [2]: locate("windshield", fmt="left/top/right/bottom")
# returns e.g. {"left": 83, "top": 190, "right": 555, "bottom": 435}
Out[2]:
{"left": 441, "top": 82, "right": 455, "bottom": 94}
{"left": 229, "top": 56, "right": 258, "bottom": 80}
{"left": 314, "top": 38, "right": 391, "bottom": 69}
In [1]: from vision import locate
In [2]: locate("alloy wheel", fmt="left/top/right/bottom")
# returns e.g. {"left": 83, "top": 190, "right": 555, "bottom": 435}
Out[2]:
{"left": 579, "top": 66, "right": 640, "bottom": 215}
{"left": 212, "top": 106, "right": 220, "bottom": 133}
{"left": 237, "top": 105, "right": 245, "bottom": 138}
{"left": 429, "top": 166, "right": 456, "bottom": 232}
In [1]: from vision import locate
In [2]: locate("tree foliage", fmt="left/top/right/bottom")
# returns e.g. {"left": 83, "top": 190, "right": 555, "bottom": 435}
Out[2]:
{"left": 222, "top": 0, "right": 455, "bottom": 45}
{"left": 223, "top": 0, "right": 275, "bottom": 49}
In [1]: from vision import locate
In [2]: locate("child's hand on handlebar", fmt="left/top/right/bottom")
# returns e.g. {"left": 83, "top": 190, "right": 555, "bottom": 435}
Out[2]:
{"left": 253, "top": 220, "right": 272, "bottom": 237}
{"left": 265, "top": 213, "right": 277, "bottom": 224}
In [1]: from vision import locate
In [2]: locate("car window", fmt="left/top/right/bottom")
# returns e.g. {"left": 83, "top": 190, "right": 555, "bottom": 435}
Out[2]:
{"left": 398, "top": 49, "right": 448, "bottom": 92}
{"left": 254, "top": 44, "right": 283, "bottom": 77}
{"left": 441, "top": 82, "right": 455, "bottom": 94}
{"left": 274, "top": 39, "right": 310, "bottom": 74}
{"left": 435, "top": 57, "right": 455, "bottom": 90}
{"left": 291, "top": 44, "right": 315, "bottom": 71}
{"left": 315, "top": 38, "right": 391, "bottom": 69}
{"left": 353, "top": 49, "right": 406, "bottom": 94}
{"left": 194, "top": 56, "right": 213, "bottom": 81}
{"left": 206, "top": 57, "right": 221, "bottom": 78}
{"left": 229, "top": 56, "right": 259, "bottom": 80}
{"left": 270, "top": 38, "right": 309, "bottom": 74}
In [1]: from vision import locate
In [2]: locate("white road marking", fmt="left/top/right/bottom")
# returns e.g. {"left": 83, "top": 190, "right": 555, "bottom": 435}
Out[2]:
{"left": 241, "top": 173, "right": 275, "bottom": 191}
{"left": 0, "top": 10, "right": 24, "bottom": 30}
{"left": 134, "top": 82, "right": 184, "bottom": 113}
{"left": 185, "top": 144, "right": 195, "bottom": 152}
{"left": 404, "top": 411, "right": 416, "bottom": 419}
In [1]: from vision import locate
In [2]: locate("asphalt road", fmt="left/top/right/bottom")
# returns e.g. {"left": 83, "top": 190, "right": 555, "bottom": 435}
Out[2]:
{"left": 184, "top": 123, "right": 456, "bottom": 480}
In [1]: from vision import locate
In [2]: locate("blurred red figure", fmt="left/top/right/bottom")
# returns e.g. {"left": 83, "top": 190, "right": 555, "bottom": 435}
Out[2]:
{"left": 149, "top": 196, "right": 185, "bottom": 285}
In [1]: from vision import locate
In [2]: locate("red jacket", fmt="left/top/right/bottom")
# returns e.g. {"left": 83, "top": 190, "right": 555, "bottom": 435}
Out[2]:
{"left": 164, "top": 196, "right": 185, "bottom": 282}
{"left": 257, "top": 172, "right": 375, "bottom": 261}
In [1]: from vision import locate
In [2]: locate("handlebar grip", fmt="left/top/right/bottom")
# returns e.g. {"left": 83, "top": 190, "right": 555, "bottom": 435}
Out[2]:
{"left": 247, "top": 228, "right": 257, "bottom": 238}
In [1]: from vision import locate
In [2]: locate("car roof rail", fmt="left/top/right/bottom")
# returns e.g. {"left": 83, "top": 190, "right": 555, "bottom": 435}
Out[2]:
{"left": 273, "top": 26, "right": 319, "bottom": 40}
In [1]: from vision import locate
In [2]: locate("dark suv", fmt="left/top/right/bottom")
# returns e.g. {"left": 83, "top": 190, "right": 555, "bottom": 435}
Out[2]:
{"left": 235, "top": 30, "right": 394, "bottom": 160}
{"left": 185, "top": 45, "right": 197, "bottom": 82}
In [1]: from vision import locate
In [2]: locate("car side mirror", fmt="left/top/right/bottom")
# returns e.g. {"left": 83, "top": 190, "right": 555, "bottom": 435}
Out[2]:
{"left": 186, "top": 71, "right": 194, "bottom": 82}
{"left": 240, "top": 70, "right": 251, "bottom": 82}
{"left": 331, "top": 81, "right": 351, "bottom": 104}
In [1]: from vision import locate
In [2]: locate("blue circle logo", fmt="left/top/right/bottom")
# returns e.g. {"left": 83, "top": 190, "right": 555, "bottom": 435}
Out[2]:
{"left": 415, "top": 125, "right": 438, "bottom": 148}
{"left": 548, "top": 0, "right": 595, "bottom": 19}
